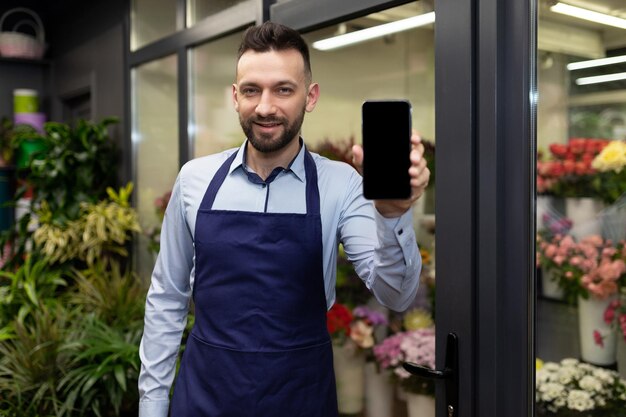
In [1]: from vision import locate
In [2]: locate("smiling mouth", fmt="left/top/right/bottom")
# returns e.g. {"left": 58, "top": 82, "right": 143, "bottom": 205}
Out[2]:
{"left": 255, "top": 122, "right": 281, "bottom": 128}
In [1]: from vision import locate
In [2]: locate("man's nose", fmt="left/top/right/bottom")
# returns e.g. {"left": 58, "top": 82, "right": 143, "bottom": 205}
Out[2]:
{"left": 255, "top": 91, "right": 277, "bottom": 117}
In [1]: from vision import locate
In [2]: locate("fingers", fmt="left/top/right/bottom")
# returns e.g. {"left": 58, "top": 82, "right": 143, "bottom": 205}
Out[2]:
{"left": 408, "top": 131, "right": 430, "bottom": 198}
{"left": 351, "top": 144, "right": 364, "bottom": 175}
{"left": 411, "top": 130, "right": 422, "bottom": 148}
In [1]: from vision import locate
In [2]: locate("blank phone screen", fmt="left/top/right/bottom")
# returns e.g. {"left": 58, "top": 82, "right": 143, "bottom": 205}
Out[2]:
{"left": 362, "top": 100, "right": 412, "bottom": 199}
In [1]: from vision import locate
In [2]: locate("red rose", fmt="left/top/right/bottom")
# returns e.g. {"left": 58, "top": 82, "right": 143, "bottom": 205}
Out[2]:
{"left": 549, "top": 143, "right": 568, "bottom": 158}
{"left": 563, "top": 159, "right": 575, "bottom": 175}
{"left": 569, "top": 138, "right": 586, "bottom": 155}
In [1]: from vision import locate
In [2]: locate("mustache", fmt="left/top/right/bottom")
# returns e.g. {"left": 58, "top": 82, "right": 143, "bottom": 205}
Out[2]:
{"left": 250, "top": 116, "right": 286, "bottom": 125}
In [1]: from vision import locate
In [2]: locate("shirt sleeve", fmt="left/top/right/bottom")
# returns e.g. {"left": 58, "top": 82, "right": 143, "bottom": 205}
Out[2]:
{"left": 338, "top": 170, "right": 421, "bottom": 312}
{"left": 138, "top": 173, "right": 194, "bottom": 415}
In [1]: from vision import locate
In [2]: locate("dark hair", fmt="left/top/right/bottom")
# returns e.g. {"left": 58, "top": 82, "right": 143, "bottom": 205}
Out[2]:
{"left": 237, "top": 21, "right": 312, "bottom": 83}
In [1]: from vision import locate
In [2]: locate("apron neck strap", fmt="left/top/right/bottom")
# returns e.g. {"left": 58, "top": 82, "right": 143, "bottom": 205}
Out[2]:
{"left": 200, "top": 146, "right": 320, "bottom": 215}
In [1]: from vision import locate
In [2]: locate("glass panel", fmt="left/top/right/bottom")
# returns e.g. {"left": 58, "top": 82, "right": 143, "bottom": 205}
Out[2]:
{"left": 132, "top": 55, "right": 179, "bottom": 279}
{"left": 190, "top": 31, "right": 245, "bottom": 157}
{"left": 536, "top": 0, "right": 626, "bottom": 412}
{"left": 187, "top": 0, "right": 249, "bottom": 27}
{"left": 131, "top": 0, "right": 177, "bottom": 50}
{"left": 302, "top": 0, "right": 436, "bottom": 214}
{"left": 302, "top": 2, "right": 438, "bottom": 414}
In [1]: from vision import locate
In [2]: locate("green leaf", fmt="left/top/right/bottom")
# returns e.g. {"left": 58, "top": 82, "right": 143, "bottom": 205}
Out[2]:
{"left": 114, "top": 364, "right": 127, "bottom": 391}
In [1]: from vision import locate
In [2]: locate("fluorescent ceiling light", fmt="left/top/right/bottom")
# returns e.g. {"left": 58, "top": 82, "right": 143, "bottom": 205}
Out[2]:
{"left": 312, "top": 12, "right": 435, "bottom": 51}
{"left": 575, "top": 72, "right": 626, "bottom": 85}
{"left": 567, "top": 55, "right": 626, "bottom": 70}
{"left": 550, "top": 2, "right": 626, "bottom": 29}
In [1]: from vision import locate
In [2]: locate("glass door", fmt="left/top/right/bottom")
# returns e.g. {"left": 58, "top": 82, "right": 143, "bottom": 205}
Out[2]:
{"left": 535, "top": 0, "right": 626, "bottom": 415}
{"left": 273, "top": 0, "right": 536, "bottom": 416}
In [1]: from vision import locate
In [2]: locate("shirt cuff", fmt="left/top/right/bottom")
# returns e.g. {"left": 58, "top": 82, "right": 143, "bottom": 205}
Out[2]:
{"left": 374, "top": 208, "right": 415, "bottom": 247}
{"left": 139, "top": 399, "right": 170, "bottom": 417}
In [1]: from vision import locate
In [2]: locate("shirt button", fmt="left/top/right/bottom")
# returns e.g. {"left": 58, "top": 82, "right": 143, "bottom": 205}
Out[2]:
{"left": 262, "top": 184, "right": 267, "bottom": 188}
{"left": 398, "top": 228, "right": 403, "bottom": 235}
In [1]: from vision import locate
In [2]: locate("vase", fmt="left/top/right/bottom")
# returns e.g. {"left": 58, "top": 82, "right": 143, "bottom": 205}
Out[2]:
{"left": 333, "top": 342, "right": 365, "bottom": 414}
{"left": 536, "top": 195, "right": 564, "bottom": 230}
{"left": 565, "top": 197, "right": 604, "bottom": 241}
{"left": 618, "top": 334, "right": 626, "bottom": 380}
{"left": 578, "top": 295, "right": 617, "bottom": 365}
{"left": 405, "top": 393, "right": 435, "bottom": 417}
{"left": 364, "top": 362, "right": 393, "bottom": 417}
{"left": 540, "top": 268, "right": 564, "bottom": 300}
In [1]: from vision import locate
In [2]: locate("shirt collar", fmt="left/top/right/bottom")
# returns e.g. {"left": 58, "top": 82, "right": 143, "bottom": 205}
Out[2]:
{"left": 227, "top": 138, "right": 306, "bottom": 183}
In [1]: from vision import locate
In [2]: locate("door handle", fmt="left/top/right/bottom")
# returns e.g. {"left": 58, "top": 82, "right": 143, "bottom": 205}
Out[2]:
{"left": 403, "top": 332, "right": 458, "bottom": 417}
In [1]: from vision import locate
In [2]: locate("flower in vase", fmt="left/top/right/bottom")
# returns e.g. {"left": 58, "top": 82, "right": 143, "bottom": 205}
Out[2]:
{"left": 592, "top": 140, "right": 626, "bottom": 174}
{"left": 327, "top": 303, "right": 353, "bottom": 344}
{"left": 540, "top": 138, "right": 610, "bottom": 198}
{"left": 403, "top": 308, "right": 434, "bottom": 331}
{"left": 537, "top": 233, "right": 626, "bottom": 304}
{"left": 591, "top": 140, "right": 626, "bottom": 204}
{"left": 535, "top": 358, "right": 626, "bottom": 415}
{"left": 350, "top": 319, "right": 374, "bottom": 348}
{"left": 373, "top": 327, "right": 436, "bottom": 396}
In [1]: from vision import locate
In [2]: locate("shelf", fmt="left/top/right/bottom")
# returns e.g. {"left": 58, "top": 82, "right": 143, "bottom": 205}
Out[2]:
{"left": 0, "top": 56, "right": 50, "bottom": 66}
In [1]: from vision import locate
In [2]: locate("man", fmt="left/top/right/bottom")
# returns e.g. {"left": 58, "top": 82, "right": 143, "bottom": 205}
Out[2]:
{"left": 139, "top": 21, "right": 430, "bottom": 417}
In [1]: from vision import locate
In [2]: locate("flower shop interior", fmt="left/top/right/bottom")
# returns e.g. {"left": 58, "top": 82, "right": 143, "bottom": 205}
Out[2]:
{"left": 0, "top": 0, "right": 625, "bottom": 416}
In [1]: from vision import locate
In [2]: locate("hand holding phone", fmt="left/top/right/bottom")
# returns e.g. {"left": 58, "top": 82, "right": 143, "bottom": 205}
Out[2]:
{"left": 361, "top": 100, "right": 412, "bottom": 200}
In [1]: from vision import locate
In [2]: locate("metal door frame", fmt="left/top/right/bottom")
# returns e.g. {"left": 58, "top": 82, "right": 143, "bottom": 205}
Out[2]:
{"left": 271, "top": 0, "right": 536, "bottom": 416}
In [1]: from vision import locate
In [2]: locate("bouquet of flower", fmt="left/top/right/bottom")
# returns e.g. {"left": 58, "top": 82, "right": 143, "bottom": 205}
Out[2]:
{"left": 327, "top": 303, "right": 388, "bottom": 352}
{"left": 591, "top": 140, "right": 626, "bottom": 204}
{"left": 537, "top": 233, "right": 626, "bottom": 305}
{"left": 536, "top": 358, "right": 626, "bottom": 416}
{"left": 146, "top": 190, "right": 171, "bottom": 254}
{"left": 603, "top": 292, "right": 626, "bottom": 344}
{"left": 373, "top": 327, "right": 436, "bottom": 396}
{"left": 538, "top": 138, "right": 609, "bottom": 198}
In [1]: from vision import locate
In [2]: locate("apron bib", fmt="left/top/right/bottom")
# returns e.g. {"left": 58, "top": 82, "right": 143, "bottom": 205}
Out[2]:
{"left": 170, "top": 148, "right": 338, "bottom": 417}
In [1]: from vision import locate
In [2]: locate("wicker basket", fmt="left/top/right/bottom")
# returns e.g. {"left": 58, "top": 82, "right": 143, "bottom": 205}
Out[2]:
{"left": 0, "top": 7, "right": 45, "bottom": 59}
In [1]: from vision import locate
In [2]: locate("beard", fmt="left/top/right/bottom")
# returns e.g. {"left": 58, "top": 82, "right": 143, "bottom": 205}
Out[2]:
{"left": 240, "top": 106, "right": 306, "bottom": 153}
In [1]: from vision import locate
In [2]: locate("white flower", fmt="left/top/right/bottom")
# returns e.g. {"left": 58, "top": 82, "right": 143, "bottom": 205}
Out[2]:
{"left": 543, "top": 362, "right": 560, "bottom": 372}
{"left": 592, "top": 368, "right": 614, "bottom": 383}
{"left": 557, "top": 367, "right": 576, "bottom": 385}
{"left": 553, "top": 396, "right": 566, "bottom": 408}
{"left": 561, "top": 358, "right": 579, "bottom": 367}
{"left": 579, "top": 375, "right": 602, "bottom": 392}
{"left": 539, "top": 382, "right": 565, "bottom": 401}
{"left": 536, "top": 371, "right": 550, "bottom": 385}
{"left": 567, "top": 390, "right": 595, "bottom": 411}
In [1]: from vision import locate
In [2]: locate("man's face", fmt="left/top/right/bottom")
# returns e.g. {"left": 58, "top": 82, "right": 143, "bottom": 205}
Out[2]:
{"left": 233, "top": 49, "right": 319, "bottom": 153}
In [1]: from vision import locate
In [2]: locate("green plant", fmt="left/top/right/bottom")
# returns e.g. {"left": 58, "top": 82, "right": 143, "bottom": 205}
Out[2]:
{"left": 0, "top": 256, "right": 67, "bottom": 330}
{"left": 33, "top": 183, "right": 141, "bottom": 267}
{"left": 0, "top": 118, "right": 120, "bottom": 268}
{"left": 59, "top": 317, "right": 142, "bottom": 417}
{"left": 54, "top": 258, "right": 145, "bottom": 416}
{"left": 17, "top": 117, "right": 119, "bottom": 225}
{"left": 70, "top": 259, "right": 146, "bottom": 330}
{"left": 0, "top": 304, "right": 71, "bottom": 417}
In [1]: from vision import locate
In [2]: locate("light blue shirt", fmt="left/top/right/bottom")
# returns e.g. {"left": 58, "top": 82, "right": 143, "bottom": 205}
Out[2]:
{"left": 138, "top": 140, "right": 421, "bottom": 416}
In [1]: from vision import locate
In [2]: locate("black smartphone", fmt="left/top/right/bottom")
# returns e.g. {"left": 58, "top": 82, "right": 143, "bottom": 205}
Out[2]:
{"left": 361, "top": 100, "right": 412, "bottom": 200}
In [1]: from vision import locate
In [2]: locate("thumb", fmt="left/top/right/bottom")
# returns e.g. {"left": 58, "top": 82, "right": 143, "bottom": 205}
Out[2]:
{"left": 352, "top": 144, "right": 364, "bottom": 175}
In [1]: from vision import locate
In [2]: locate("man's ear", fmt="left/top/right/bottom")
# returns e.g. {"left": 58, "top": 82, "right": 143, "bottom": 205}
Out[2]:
{"left": 232, "top": 84, "right": 240, "bottom": 112}
{"left": 305, "top": 83, "right": 320, "bottom": 112}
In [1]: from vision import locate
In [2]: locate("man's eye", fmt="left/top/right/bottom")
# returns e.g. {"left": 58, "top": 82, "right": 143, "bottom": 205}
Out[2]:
{"left": 277, "top": 87, "right": 293, "bottom": 95}
{"left": 241, "top": 88, "right": 258, "bottom": 96}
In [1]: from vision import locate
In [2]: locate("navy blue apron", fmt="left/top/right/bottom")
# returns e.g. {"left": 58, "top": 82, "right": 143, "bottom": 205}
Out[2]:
{"left": 170, "top": 148, "right": 338, "bottom": 416}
